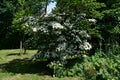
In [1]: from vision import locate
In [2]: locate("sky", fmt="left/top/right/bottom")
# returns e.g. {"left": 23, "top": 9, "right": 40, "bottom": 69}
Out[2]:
{"left": 47, "top": 2, "right": 56, "bottom": 14}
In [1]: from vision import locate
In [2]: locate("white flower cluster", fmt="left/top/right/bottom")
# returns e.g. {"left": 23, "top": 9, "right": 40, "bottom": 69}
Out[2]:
{"left": 79, "top": 42, "right": 92, "bottom": 50}
{"left": 51, "top": 22, "right": 64, "bottom": 29}
{"left": 88, "top": 18, "right": 97, "bottom": 23}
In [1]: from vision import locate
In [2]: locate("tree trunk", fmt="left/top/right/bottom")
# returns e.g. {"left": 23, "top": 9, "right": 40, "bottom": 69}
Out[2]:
{"left": 19, "top": 40, "right": 23, "bottom": 55}
{"left": 45, "top": 0, "right": 48, "bottom": 14}
{"left": 23, "top": 43, "right": 26, "bottom": 54}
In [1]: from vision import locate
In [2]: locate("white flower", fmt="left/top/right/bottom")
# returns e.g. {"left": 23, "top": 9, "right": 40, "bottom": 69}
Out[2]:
{"left": 32, "top": 28, "right": 37, "bottom": 32}
{"left": 63, "top": 56, "right": 67, "bottom": 59}
{"left": 88, "top": 18, "right": 97, "bottom": 23}
{"left": 80, "top": 13, "right": 86, "bottom": 17}
{"left": 79, "top": 42, "right": 92, "bottom": 50}
{"left": 51, "top": 22, "right": 64, "bottom": 29}
{"left": 83, "top": 54, "right": 87, "bottom": 57}
{"left": 24, "top": 23, "right": 29, "bottom": 27}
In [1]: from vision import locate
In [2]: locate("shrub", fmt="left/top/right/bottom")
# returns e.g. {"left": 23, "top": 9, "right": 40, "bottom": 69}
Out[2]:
{"left": 54, "top": 50, "right": 120, "bottom": 80}
{"left": 29, "top": 14, "right": 92, "bottom": 76}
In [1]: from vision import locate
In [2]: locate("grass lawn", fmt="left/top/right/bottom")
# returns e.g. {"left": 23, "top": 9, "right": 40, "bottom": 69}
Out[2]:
{"left": 0, "top": 49, "right": 82, "bottom": 80}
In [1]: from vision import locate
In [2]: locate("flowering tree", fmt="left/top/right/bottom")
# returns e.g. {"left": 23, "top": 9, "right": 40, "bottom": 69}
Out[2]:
{"left": 30, "top": 14, "right": 92, "bottom": 68}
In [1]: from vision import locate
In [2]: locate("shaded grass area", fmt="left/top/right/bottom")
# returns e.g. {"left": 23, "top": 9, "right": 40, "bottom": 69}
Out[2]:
{"left": 0, "top": 49, "right": 81, "bottom": 80}
{"left": 0, "top": 58, "right": 52, "bottom": 75}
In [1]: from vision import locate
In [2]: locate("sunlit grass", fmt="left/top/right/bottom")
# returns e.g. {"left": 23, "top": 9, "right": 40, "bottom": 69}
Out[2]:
{"left": 0, "top": 49, "right": 37, "bottom": 64}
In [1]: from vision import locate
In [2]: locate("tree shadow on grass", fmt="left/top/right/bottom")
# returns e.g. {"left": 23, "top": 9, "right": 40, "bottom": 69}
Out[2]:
{"left": 6, "top": 53, "right": 20, "bottom": 56}
{"left": 0, "top": 58, "right": 53, "bottom": 76}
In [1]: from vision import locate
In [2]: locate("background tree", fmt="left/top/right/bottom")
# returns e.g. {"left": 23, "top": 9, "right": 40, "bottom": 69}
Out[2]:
{"left": 0, "top": 0, "right": 17, "bottom": 49}
{"left": 96, "top": 0, "right": 120, "bottom": 52}
{"left": 11, "top": 0, "right": 43, "bottom": 54}
{"left": 0, "top": 0, "right": 50, "bottom": 53}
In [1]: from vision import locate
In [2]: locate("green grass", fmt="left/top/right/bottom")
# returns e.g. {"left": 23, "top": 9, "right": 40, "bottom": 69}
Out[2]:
{"left": 0, "top": 49, "right": 82, "bottom": 80}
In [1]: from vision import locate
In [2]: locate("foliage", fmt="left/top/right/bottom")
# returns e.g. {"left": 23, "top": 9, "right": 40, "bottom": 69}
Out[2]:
{"left": 0, "top": 0, "right": 50, "bottom": 49}
{"left": 53, "top": 50, "right": 120, "bottom": 80}
{"left": 11, "top": 0, "right": 45, "bottom": 36}
{"left": 24, "top": 36, "right": 38, "bottom": 49}
{"left": 54, "top": 0, "right": 106, "bottom": 19}
{"left": 0, "top": 0, "right": 15, "bottom": 49}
